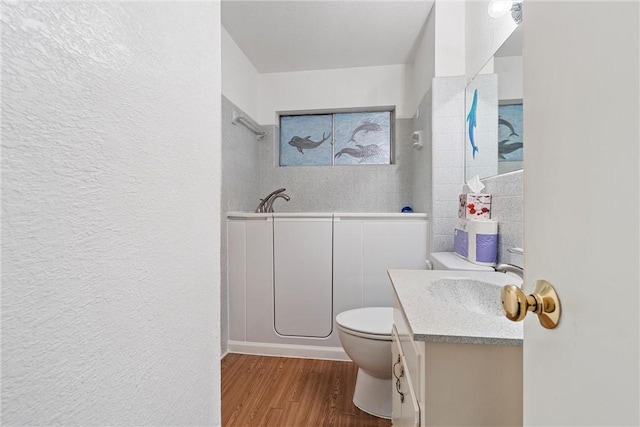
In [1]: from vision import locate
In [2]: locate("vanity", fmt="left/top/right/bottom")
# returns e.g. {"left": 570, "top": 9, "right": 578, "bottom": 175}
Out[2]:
{"left": 389, "top": 270, "right": 523, "bottom": 427}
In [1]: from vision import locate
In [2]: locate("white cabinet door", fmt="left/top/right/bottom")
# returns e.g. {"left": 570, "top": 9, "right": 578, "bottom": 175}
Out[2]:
{"left": 273, "top": 215, "right": 333, "bottom": 338}
{"left": 392, "top": 326, "right": 420, "bottom": 427}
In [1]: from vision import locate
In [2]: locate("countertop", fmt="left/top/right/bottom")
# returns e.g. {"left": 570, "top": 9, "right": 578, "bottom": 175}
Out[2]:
{"left": 388, "top": 269, "right": 524, "bottom": 346}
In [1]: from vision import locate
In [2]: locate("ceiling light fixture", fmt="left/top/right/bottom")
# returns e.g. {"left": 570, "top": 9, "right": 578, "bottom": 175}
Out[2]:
{"left": 487, "top": 0, "right": 523, "bottom": 24}
{"left": 487, "top": 0, "right": 513, "bottom": 18}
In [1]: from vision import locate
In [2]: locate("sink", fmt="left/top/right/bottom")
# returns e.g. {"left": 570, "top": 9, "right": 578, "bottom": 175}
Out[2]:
{"left": 428, "top": 278, "right": 508, "bottom": 317}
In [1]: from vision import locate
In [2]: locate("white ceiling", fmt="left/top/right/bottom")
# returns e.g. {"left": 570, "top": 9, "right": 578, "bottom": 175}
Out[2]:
{"left": 222, "top": 1, "right": 435, "bottom": 73}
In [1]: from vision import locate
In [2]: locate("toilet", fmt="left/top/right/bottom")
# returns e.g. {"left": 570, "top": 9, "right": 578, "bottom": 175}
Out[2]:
{"left": 336, "top": 253, "right": 489, "bottom": 419}
{"left": 336, "top": 307, "right": 393, "bottom": 419}
{"left": 429, "top": 251, "right": 495, "bottom": 271}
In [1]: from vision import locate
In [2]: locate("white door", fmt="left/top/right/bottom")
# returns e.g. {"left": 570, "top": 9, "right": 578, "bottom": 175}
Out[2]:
{"left": 273, "top": 214, "right": 333, "bottom": 338}
{"left": 523, "top": 2, "right": 639, "bottom": 425}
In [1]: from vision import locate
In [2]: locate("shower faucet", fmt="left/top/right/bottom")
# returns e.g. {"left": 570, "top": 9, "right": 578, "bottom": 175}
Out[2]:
{"left": 255, "top": 188, "right": 290, "bottom": 213}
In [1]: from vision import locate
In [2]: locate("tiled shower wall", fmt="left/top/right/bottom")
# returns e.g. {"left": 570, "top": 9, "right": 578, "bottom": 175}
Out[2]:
{"left": 220, "top": 95, "right": 261, "bottom": 354}
{"left": 474, "top": 170, "right": 523, "bottom": 267}
{"left": 221, "top": 96, "right": 418, "bottom": 353}
{"left": 412, "top": 89, "right": 433, "bottom": 218}
{"left": 430, "top": 76, "right": 467, "bottom": 253}
{"left": 258, "top": 119, "right": 415, "bottom": 213}
{"left": 427, "top": 76, "right": 523, "bottom": 266}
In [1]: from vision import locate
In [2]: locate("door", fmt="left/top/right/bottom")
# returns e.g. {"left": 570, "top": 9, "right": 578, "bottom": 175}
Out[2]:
{"left": 523, "top": 2, "right": 639, "bottom": 425}
{"left": 273, "top": 214, "right": 333, "bottom": 338}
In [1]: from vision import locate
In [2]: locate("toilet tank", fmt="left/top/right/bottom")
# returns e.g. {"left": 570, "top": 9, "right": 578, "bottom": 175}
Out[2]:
{"left": 429, "top": 252, "right": 495, "bottom": 271}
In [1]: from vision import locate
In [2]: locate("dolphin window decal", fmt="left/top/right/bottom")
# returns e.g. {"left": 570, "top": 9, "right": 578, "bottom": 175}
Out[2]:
{"left": 279, "top": 110, "right": 393, "bottom": 167}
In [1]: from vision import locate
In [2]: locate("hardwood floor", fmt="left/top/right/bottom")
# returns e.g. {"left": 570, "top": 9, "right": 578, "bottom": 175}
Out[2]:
{"left": 221, "top": 353, "right": 391, "bottom": 427}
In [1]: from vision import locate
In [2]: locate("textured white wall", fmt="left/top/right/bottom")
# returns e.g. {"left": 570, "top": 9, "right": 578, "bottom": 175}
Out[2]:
{"left": 1, "top": 2, "right": 221, "bottom": 425}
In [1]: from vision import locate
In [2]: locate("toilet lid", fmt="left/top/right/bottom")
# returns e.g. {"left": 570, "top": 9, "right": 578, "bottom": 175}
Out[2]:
{"left": 335, "top": 307, "right": 393, "bottom": 336}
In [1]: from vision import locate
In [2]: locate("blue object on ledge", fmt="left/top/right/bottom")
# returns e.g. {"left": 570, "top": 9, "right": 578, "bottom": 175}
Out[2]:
{"left": 401, "top": 206, "right": 413, "bottom": 213}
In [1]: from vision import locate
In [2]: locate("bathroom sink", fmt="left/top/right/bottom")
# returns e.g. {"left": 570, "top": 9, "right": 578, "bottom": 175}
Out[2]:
{"left": 388, "top": 270, "right": 523, "bottom": 345}
{"left": 427, "top": 277, "right": 507, "bottom": 317}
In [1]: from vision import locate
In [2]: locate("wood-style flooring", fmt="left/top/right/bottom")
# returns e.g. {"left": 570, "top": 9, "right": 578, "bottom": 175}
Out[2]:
{"left": 221, "top": 353, "right": 391, "bottom": 427}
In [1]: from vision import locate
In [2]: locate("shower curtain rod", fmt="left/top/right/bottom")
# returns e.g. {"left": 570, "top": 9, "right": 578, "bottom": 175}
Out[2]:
{"left": 231, "top": 108, "right": 266, "bottom": 140}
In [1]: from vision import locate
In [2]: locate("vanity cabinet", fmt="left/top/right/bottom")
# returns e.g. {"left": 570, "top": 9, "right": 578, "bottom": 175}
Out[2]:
{"left": 391, "top": 325, "right": 420, "bottom": 427}
{"left": 390, "top": 270, "right": 523, "bottom": 427}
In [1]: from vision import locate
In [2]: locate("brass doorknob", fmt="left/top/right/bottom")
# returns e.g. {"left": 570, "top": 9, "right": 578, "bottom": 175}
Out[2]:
{"left": 501, "top": 280, "right": 561, "bottom": 329}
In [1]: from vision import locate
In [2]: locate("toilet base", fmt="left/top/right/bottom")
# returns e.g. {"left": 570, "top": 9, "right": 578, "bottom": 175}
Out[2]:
{"left": 352, "top": 368, "right": 392, "bottom": 419}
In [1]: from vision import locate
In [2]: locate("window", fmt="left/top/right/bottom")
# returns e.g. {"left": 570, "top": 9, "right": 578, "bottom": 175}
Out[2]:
{"left": 279, "top": 109, "right": 394, "bottom": 167}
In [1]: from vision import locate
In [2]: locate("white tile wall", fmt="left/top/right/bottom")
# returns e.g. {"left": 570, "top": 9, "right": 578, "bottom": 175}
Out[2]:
{"left": 431, "top": 76, "right": 466, "bottom": 252}
{"left": 259, "top": 118, "right": 416, "bottom": 213}
{"left": 220, "top": 95, "right": 261, "bottom": 355}
{"left": 221, "top": 98, "right": 421, "bottom": 354}
{"left": 412, "top": 89, "right": 432, "bottom": 217}
{"left": 476, "top": 170, "right": 523, "bottom": 266}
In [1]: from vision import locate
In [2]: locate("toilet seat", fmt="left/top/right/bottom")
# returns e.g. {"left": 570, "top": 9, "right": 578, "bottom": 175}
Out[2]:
{"left": 336, "top": 307, "right": 393, "bottom": 341}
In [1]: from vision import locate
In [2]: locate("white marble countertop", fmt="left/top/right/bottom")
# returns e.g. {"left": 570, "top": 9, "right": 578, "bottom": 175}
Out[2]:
{"left": 388, "top": 269, "right": 524, "bottom": 346}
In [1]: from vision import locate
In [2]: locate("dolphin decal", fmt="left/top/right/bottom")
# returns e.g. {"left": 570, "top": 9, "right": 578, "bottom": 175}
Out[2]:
{"left": 288, "top": 132, "right": 332, "bottom": 154}
{"left": 334, "top": 144, "right": 383, "bottom": 163}
{"left": 467, "top": 89, "right": 479, "bottom": 159}
{"left": 498, "top": 140, "right": 524, "bottom": 159}
{"left": 348, "top": 121, "right": 382, "bottom": 143}
{"left": 498, "top": 117, "right": 519, "bottom": 137}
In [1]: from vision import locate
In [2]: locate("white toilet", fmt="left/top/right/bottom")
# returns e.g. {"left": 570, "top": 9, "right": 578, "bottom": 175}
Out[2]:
{"left": 336, "top": 306, "right": 393, "bottom": 419}
{"left": 429, "top": 251, "right": 495, "bottom": 271}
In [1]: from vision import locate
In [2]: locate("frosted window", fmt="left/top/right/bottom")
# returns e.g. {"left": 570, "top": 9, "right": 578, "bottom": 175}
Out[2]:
{"left": 279, "top": 110, "right": 393, "bottom": 167}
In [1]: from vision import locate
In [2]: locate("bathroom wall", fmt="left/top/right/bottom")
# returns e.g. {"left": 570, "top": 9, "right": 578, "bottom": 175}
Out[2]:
{"left": 430, "top": 76, "right": 467, "bottom": 253}
{"left": 258, "top": 119, "right": 415, "bottom": 213}
{"left": 258, "top": 65, "right": 414, "bottom": 124}
{"left": 465, "top": 0, "right": 517, "bottom": 80}
{"left": 222, "top": 27, "right": 261, "bottom": 122}
{"left": 220, "top": 96, "right": 261, "bottom": 355}
{"left": 494, "top": 55, "right": 523, "bottom": 101}
{"left": 2, "top": 2, "right": 221, "bottom": 425}
{"left": 434, "top": 0, "right": 466, "bottom": 77}
{"left": 411, "top": 5, "right": 436, "bottom": 115}
{"left": 412, "top": 90, "right": 433, "bottom": 223}
{"left": 465, "top": 73, "right": 499, "bottom": 179}
{"left": 470, "top": 171, "right": 523, "bottom": 267}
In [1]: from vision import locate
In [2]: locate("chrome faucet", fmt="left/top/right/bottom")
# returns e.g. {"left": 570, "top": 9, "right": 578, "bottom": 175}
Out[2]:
{"left": 255, "top": 188, "right": 290, "bottom": 213}
{"left": 265, "top": 193, "right": 290, "bottom": 212}
{"left": 495, "top": 263, "right": 524, "bottom": 279}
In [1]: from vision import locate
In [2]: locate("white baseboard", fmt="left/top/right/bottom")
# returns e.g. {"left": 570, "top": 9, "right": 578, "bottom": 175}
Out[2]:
{"left": 227, "top": 340, "right": 351, "bottom": 361}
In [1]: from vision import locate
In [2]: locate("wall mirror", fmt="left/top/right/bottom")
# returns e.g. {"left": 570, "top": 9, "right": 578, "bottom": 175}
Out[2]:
{"left": 465, "top": 20, "right": 523, "bottom": 181}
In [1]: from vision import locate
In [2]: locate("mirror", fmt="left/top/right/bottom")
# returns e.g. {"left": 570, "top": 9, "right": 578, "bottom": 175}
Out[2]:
{"left": 465, "top": 22, "right": 523, "bottom": 181}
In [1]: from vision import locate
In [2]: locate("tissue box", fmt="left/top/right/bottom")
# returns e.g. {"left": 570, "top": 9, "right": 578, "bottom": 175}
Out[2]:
{"left": 454, "top": 219, "right": 499, "bottom": 266}
{"left": 458, "top": 194, "right": 492, "bottom": 220}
